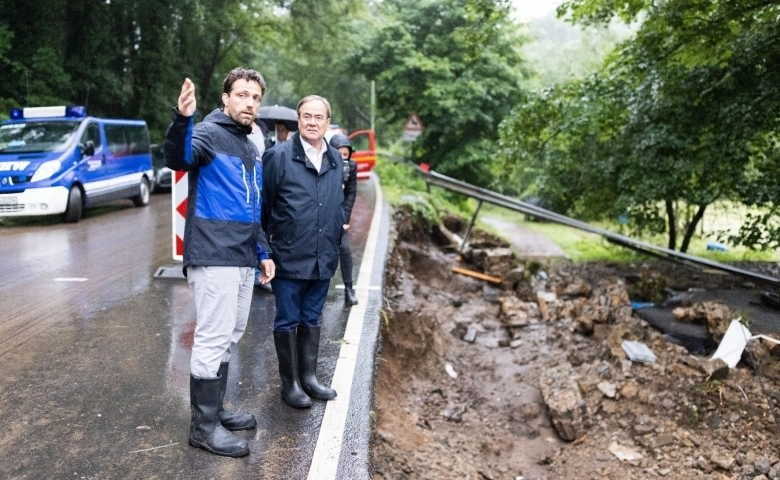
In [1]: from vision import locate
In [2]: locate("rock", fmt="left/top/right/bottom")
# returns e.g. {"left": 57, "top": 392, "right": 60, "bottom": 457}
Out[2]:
{"left": 536, "top": 291, "right": 556, "bottom": 321}
{"left": 606, "top": 325, "right": 644, "bottom": 359}
{"left": 634, "top": 422, "right": 655, "bottom": 436}
{"left": 652, "top": 433, "right": 675, "bottom": 449}
{"left": 463, "top": 325, "right": 478, "bottom": 343}
{"left": 755, "top": 457, "right": 772, "bottom": 475}
{"left": 702, "top": 302, "right": 734, "bottom": 341}
{"left": 570, "top": 281, "right": 631, "bottom": 334}
{"left": 620, "top": 383, "right": 639, "bottom": 399}
{"left": 468, "top": 247, "right": 516, "bottom": 278}
{"left": 501, "top": 266, "right": 526, "bottom": 290}
{"left": 597, "top": 381, "right": 617, "bottom": 398}
{"left": 704, "top": 358, "right": 730, "bottom": 380}
{"left": 672, "top": 307, "right": 689, "bottom": 320}
{"left": 608, "top": 441, "right": 644, "bottom": 461}
{"left": 539, "top": 362, "right": 591, "bottom": 442}
{"left": 482, "top": 284, "right": 503, "bottom": 303}
{"left": 499, "top": 296, "right": 540, "bottom": 327}
{"left": 710, "top": 450, "right": 735, "bottom": 470}
{"left": 679, "top": 356, "right": 730, "bottom": 380}
{"left": 744, "top": 336, "right": 780, "bottom": 380}
{"left": 696, "top": 455, "right": 713, "bottom": 473}
{"left": 557, "top": 277, "right": 592, "bottom": 298}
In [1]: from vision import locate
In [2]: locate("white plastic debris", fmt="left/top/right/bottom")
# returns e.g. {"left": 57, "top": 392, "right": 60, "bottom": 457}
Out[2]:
{"left": 710, "top": 320, "right": 752, "bottom": 368}
{"left": 444, "top": 363, "right": 458, "bottom": 379}
{"left": 621, "top": 340, "right": 657, "bottom": 363}
{"left": 710, "top": 318, "right": 780, "bottom": 368}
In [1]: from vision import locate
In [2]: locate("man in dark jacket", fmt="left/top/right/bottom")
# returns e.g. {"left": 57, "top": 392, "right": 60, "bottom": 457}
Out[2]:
{"left": 165, "top": 68, "right": 275, "bottom": 458}
{"left": 262, "top": 95, "right": 344, "bottom": 409}
{"left": 329, "top": 133, "right": 359, "bottom": 305}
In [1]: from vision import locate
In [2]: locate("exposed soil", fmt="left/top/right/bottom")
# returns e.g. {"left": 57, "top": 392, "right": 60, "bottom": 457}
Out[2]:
{"left": 372, "top": 208, "right": 780, "bottom": 480}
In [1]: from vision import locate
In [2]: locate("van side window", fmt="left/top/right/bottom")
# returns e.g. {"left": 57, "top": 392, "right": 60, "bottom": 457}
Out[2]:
{"left": 105, "top": 124, "right": 149, "bottom": 156}
{"left": 81, "top": 123, "right": 101, "bottom": 150}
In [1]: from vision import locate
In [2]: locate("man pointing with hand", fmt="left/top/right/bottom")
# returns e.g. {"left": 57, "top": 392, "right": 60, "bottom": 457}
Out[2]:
{"left": 164, "top": 67, "right": 274, "bottom": 458}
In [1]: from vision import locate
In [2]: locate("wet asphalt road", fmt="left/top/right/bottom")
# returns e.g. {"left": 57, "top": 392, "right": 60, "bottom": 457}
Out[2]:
{"left": 0, "top": 179, "right": 385, "bottom": 480}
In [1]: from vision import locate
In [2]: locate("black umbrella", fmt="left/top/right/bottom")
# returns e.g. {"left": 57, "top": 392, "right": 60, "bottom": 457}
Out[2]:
{"left": 257, "top": 105, "right": 298, "bottom": 131}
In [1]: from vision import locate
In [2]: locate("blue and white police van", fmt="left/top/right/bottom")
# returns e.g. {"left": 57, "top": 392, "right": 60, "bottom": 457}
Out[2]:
{"left": 0, "top": 106, "right": 153, "bottom": 222}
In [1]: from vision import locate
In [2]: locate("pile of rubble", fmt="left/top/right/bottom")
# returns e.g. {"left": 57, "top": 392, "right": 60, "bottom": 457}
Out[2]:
{"left": 373, "top": 210, "right": 780, "bottom": 480}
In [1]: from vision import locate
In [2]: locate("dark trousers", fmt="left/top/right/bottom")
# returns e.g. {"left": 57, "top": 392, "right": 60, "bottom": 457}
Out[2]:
{"left": 339, "top": 229, "right": 353, "bottom": 284}
{"left": 271, "top": 278, "right": 330, "bottom": 331}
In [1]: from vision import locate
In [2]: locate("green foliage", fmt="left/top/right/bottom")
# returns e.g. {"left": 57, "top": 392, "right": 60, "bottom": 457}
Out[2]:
{"left": 499, "top": 0, "right": 780, "bottom": 252}
{"left": 350, "top": 0, "right": 528, "bottom": 187}
{"left": 374, "top": 157, "right": 476, "bottom": 226}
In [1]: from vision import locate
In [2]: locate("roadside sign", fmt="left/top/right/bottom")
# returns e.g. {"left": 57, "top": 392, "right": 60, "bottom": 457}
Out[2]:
{"left": 402, "top": 112, "right": 424, "bottom": 142}
{"left": 172, "top": 171, "right": 187, "bottom": 261}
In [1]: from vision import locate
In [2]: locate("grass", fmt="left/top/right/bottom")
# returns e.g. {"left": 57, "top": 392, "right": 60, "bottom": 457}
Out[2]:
{"left": 481, "top": 204, "right": 779, "bottom": 263}
{"left": 373, "top": 156, "right": 780, "bottom": 264}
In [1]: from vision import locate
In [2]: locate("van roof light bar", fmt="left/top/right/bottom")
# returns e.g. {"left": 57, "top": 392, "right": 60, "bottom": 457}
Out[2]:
{"left": 9, "top": 106, "right": 87, "bottom": 120}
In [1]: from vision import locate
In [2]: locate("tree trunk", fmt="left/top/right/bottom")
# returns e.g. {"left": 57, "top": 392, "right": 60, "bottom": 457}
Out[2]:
{"left": 680, "top": 204, "right": 707, "bottom": 253}
{"left": 666, "top": 200, "right": 677, "bottom": 250}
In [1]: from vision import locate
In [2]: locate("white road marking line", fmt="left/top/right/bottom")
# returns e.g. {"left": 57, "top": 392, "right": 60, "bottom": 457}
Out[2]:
{"left": 54, "top": 278, "right": 89, "bottom": 282}
{"left": 307, "top": 175, "right": 384, "bottom": 480}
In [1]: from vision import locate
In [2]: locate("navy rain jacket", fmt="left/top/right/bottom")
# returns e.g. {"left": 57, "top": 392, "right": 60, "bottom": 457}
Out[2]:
{"left": 342, "top": 158, "right": 358, "bottom": 223}
{"left": 164, "top": 108, "right": 270, "bottom": 271}
{"left": 262, "top": 132, "right": 344, "bottom": 280}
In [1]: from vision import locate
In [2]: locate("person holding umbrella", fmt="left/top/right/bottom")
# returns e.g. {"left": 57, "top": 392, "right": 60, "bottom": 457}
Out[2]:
{"left": 276, "top": 122, "right": 291, "bottom": 143}
{"left": 257, "top": 105, "right": 297, "bottom": 144}
{"left": 262, "top": 95, "right": 343, "bottom": 408}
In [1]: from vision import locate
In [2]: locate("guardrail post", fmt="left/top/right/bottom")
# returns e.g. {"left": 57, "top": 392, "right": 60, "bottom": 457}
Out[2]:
{"left": 459, "top": 199, "right": 483, "bottom": 254}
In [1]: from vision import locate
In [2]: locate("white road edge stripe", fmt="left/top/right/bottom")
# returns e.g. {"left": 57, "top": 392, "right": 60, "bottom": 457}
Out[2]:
{"left": 54, "top": 278, "right": 89, "bottom": 282}
{"left": 306, "top": 174, "right": 384, "bottom": 480}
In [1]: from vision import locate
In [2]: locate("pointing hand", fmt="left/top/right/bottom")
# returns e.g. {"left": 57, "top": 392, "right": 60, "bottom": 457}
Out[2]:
{"left": 178, "top": 78, "right": 196, "bottom": 117}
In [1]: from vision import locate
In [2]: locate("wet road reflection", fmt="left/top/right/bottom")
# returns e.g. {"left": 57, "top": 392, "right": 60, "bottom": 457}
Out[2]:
{"left": 0, "top": 179, "right": 376, "bottom": 478}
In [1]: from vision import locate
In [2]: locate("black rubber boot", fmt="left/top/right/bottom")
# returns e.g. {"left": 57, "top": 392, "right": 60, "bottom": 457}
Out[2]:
{"left": 217, "top": 362, "right": 257, "bottom": 431}
{"left": 297, "top": 325, "right": 337, "bottom": 400}
{"left": 344, "top": 283, "right": 358, "bottom": 306}
{"left": 273, "top": 330, "right": 312, "bottom": 408}
{"left": 189, "top": 375, "right": 249, "bottom": 457}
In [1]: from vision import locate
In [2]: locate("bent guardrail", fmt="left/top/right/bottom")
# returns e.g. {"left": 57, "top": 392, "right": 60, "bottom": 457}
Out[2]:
{"left": 409, "top": 165, "right": 780, "bottom": 287}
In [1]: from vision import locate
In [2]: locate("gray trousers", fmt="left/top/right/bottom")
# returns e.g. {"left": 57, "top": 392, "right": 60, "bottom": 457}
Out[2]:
{"left": 187, "top": 266, "right": 254, "bottom": 378}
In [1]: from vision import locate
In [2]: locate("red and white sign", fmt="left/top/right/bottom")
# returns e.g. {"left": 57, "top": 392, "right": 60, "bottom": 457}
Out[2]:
{"left": 402, "top": 112, "right": 424, "bottom": 141}
{"left": 172, "top": 171, "right": 188, "bottom": 261}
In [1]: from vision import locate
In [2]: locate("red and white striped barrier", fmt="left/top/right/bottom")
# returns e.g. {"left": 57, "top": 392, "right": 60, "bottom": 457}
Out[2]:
{"left": 172, "top": 171, "right": 187, "bottom": 261}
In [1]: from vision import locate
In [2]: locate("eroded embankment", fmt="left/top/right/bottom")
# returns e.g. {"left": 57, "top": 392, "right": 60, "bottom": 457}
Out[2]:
{"left": 371, "top": 208, "right": 780, "bottom": 480}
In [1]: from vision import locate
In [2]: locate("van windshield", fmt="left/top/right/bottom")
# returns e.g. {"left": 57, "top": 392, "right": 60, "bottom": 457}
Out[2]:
{"left": 0, "top": 121, "right": 81, "bottom": 153}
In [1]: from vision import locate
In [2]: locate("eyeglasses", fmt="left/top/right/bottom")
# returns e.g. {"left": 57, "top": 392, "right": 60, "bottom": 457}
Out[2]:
{"left": 300, "top": 114, "right": 326, "bottom": 123}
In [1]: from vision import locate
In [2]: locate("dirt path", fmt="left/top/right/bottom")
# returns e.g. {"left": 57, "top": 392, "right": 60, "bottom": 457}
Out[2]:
{"left": 481, "top": 216, "right": 566, "bottom": 259}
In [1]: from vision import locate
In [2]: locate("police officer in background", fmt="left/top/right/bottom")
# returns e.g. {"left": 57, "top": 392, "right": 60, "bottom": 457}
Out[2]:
{"left": 165, "top": 68, "right": 275, "bottom": 457}
{"left": 329, "top": 133, "right": 359, "bottom": 305}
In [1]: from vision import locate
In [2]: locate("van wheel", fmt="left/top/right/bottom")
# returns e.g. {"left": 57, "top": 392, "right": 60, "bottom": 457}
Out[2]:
{"left": 133, "top": 178, "right": 150, "bottom": 207}
{"left": 63, "top": 186, "right": 83, "bottom": 223}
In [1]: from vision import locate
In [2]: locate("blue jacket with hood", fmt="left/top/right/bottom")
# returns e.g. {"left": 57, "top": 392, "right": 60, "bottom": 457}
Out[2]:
{"left": 164, "top": 108, "right": 270, "bottom": 272}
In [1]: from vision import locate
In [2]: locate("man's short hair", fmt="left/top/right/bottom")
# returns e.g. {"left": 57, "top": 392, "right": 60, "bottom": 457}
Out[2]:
{"left": 223, "top": 67, "right": 266, "bottom": 95}
{"left": 296, "top": 95, "right": 331, "bottom": 118}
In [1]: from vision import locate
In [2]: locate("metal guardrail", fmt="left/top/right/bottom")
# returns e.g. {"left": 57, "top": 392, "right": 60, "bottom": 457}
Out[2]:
{"left": 396, "top": 163, "right": 780, "bottom": 286}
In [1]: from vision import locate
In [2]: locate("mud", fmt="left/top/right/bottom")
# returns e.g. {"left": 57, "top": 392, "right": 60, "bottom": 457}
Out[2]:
{"left": 372, "top": 208, "right": 780, "bottom": 480}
